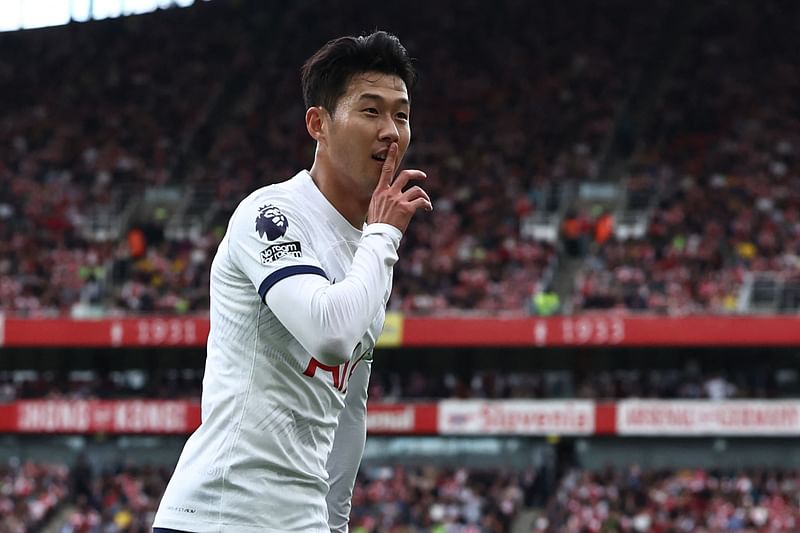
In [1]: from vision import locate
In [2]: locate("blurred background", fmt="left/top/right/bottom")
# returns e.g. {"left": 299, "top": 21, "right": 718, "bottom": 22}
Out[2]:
{"left": 1, "top": 0, "right": 799, "bottom": 531}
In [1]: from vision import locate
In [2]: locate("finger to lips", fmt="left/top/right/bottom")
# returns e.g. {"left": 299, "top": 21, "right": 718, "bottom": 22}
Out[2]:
{"left": 379, "top": 142, "right": 398, "bottom": 188}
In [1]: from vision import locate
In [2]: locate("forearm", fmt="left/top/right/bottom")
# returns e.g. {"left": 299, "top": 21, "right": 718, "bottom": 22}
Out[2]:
{"left": 326, "top": 361, "right": 370, "bottom": 533}
{"left": 266, "top": 223, "right": 400, "bottom": 365}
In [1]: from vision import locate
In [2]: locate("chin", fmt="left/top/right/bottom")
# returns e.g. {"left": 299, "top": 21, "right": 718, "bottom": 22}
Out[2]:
{"left": 362, "top": 178, "right": 379, "bottom": 194}
{"left": 361, "top": 169, "right": 381, "bottom": 185}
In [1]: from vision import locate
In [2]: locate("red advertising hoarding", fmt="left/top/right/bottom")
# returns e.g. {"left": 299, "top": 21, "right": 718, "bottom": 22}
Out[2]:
{"left": 0, "top": 400, "right": 201, "bottom": 434}
{"left": 2, "top": 314, "right": 800, "bottom": 347}
{"left": 366, "top": 403, "right": 438, "bottom": 434}
{"left": 0, "top": 401, "right": 437, "bottom": 435}
{"left": 3, "top": 399, "right": 800, "bottom": 436}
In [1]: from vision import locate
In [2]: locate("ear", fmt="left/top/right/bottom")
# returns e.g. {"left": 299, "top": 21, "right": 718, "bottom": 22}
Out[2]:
{"left": 305, "top": 106, "right": 326, "bottom": 143}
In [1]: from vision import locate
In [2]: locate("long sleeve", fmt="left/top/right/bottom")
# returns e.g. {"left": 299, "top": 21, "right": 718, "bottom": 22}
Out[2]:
{"left": 265, "top": 223, "right": 401, "bottom": 366}
{"left": 325, "top": 360, "right": 371, "bottom": 533}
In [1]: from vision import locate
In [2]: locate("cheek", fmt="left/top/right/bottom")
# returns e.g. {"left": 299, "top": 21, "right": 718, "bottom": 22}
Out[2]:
{"left": 329, "top": 128, "right": 352, "bottom": 154}
{"left": 401, "top": 123, "right": 411, "bottom": 145}
{"left": 344, "top": 134, "right": 366, "bottom": 160}
{"left": 331, "top": 132, "right": 362, "bottom": 169}
{"left": 399, "top": 127, "right": 412, "bottom": 155}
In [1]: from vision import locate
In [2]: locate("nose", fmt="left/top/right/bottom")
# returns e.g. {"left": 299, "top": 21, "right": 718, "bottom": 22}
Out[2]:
{"left": 378, "top": 115, "right": 400, "bottom": 143}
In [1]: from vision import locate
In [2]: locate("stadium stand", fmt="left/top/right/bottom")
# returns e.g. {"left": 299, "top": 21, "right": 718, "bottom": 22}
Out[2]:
{"left": 3, "top": 359, "right": 798, "bottom": 401}
{"left": 0, "top": 1, "right": 249, "bottom": 317}
{"left": 550, "top": 465, "right": 800, "bottom": 531}
{"left": 0, "top": 0, "right": 797, "bottom": 317}
{"left": 0, "top": 1, "right": 799, "bottom": 532}
{"left": 0, "top": 460, "right": 69, "bottom": 532}
{"left": 60, "top": 463, "right": 169, "bottom": 533}
{"left": 572, "top": 0, "right": 800, "bottom": 315}
{"left": 349, "top": 465, "right": 533, "bottom": 532}
{"left": 1, "top": 0, "right": 668, "bottom": 317}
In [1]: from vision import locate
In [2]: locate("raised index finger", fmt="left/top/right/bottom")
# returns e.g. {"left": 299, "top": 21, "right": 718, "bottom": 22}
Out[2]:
{"left": 377, "top": 142, "right": 399, "bottom": 189}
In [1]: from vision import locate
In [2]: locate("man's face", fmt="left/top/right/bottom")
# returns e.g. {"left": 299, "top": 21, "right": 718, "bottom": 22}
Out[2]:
{"left": 323, "top": 72, "right": 411, "bottom": 197}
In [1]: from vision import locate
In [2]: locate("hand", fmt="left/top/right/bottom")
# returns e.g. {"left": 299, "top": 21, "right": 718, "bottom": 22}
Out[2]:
{"left": 366, "top": 143, "right": 433, "bottom": 233}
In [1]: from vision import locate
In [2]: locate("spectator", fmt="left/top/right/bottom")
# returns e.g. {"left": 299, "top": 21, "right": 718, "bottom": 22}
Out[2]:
{"left": 531, "top": 284, "right": 561, "bottom": 316}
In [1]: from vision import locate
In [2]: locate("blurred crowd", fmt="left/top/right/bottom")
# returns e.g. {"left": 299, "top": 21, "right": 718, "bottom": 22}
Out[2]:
{"left": 550, "top": 465, "right": 800, "bottom": 532}
{"left": 0, "top": 455, "right": 541, "bottom": 533}
{"left": 0, "top": 2, "right": 249, "bottom": 317}
{"left": 0, "top": 1, "right": 797, "bottom": 319}
{"left": 370, "top": 365, "right": 790, "bottom": 402}
{"left": 1, "top": 363, "right": 795, "bottom": 402}
{"left": 59, "top": 459, "right": 167, "bottom": 533}
{"left": 0, "top": 460, "right": 69, "bottom": 533}
{"left": 572, "top": 1, "right": 800, "bottom": 314}
{"left": 9, "top": 458, "right": 800, "bottom": 532}
{"left": 0, "top": 0, "right": 673, "bottom": 318}
{"left": 349, "top": 465, "right": 538, "bottom": 533}
{"left": 0, "top": 368, "right": 203, "bottom": 402}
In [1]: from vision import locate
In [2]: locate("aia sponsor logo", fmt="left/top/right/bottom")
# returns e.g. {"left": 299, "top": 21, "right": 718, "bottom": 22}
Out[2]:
{"left": 302, "top": 351, "right": 367, "bottom": 394}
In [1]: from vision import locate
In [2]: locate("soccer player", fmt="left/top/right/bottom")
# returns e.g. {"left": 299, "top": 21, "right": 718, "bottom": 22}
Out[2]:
{"left": 152, "top": 31, "right": 431, "bottom": 533}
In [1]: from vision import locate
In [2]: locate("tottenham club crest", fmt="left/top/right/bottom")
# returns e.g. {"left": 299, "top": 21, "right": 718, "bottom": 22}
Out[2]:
{"left": 255, "top": 204, "right": 288, "bottom": 241}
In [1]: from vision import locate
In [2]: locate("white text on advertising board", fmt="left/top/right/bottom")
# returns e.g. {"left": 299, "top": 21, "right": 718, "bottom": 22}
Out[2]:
{"left": 367, "top": 407, "right": 415, "bottom": 432}
{"left": 19, "top": 401, "right": 90, "bottom": 432}
{"left": 619, "top": 401, "right": 800, "bottom": 435}
{"left": 439, "top": 401, "right": 594, "bottom": 435}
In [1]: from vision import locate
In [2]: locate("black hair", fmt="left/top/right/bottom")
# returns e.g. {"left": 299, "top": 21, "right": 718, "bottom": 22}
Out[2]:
{"left": 301, "top": 31, "right": 416, "bottom": 115}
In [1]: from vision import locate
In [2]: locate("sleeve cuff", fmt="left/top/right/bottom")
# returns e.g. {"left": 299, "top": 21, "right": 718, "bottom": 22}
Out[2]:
{"left": 363, "top": 223, "right": 403, "bottom": 247}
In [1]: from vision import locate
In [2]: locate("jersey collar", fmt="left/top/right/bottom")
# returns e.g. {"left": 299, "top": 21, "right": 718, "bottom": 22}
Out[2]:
{"left": 299, "top": 170, "right": 364, "bottom": 240}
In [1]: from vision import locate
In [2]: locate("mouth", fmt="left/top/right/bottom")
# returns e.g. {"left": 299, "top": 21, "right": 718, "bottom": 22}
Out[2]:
{"left": 371, "top": 149, "right": 389, "bottom": 162}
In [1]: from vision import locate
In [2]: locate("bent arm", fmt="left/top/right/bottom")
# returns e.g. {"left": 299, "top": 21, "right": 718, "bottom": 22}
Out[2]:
{"left": 265, "top": 223, "right": 401, "bottom": 365}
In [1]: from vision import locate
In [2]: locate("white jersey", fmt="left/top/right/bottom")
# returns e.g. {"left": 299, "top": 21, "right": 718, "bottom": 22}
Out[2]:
{"left": 153, "top": 170, "right": 399, "bottom": 533}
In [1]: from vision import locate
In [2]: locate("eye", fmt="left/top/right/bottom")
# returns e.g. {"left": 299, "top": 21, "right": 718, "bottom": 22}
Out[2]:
{"left": 363, "top": 108, "right": 379, "bottom": 115}
{"left": 396, "top": 112, "right": 409, "bottom": 121}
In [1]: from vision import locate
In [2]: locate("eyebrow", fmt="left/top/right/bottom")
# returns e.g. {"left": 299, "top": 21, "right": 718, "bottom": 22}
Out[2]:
{"left": 358, "top": 93, "right": 410, "bottom": 106}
